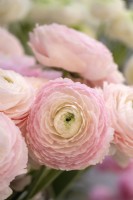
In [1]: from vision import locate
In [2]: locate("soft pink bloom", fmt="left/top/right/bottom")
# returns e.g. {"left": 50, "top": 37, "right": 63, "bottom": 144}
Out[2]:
{"left": 105, "top": 70, "right": 125, "bottom": 84}
{"left": 119, "top": 169, "right": 133, "bottom": 200}
{"left": 40, "top": 69, "right": 63, "bottom": 80}
{"left": 103, "top": 83, "right": 133, "bottom": 159}
{"left": 89, "top": 70, "right": 125, "bottom": 87}
{"left": 0, "top": 54, "right": 63, "bottom": 79}
{"left": 0, "top": 113, "right": 28, "bottom": 199}
{"left": 29, "top": 23, "right": 121, "bottom": 83}
{"left": 98, "top": 156, "right": 133, "bottom": 173}
{"left": 0, "top": 68, "right": 35, "bottom": 125}
{"left": 0, "top": 27, "right": 24, "bottom": 56}
{"left": 0, "top": 54, "right": 38, "bottom": 76}
{"left": 26, "top": 78, "right": 113, "bottom": 170}
{"left": 89, "top": 186, "right": 115, "bottom": 200}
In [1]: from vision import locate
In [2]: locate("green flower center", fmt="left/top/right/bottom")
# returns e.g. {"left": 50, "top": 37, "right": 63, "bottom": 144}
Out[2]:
{"left": 3, "top": 76, "right": 13, "bottom": 83}
{"left": 53, "top": 106, "right": 83, "bottom": 139}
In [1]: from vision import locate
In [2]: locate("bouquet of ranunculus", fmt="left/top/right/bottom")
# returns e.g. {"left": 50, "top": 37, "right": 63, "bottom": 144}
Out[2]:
{"left": 1, "top": 18, "right": 133, "bottom": 200}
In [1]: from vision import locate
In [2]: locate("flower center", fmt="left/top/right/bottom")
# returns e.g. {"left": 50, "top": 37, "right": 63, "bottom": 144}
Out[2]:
{"left": 54, "top": 106, "right": 83, "bottom": 139}
{"left": 3, "top": 76, "right": 13, "bottom": 83}
{"left": 65, "top": 112, "right": 74, "bottom": 122}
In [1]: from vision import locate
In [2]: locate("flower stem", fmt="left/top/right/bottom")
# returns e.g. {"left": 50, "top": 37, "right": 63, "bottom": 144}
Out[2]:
{"left": 20, "top": 167, "right": 62, "bottom": 200}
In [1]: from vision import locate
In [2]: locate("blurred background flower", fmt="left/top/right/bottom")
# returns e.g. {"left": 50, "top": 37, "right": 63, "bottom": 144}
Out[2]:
{"left": 0, "top": 0, "right": 32, "bottom": 25}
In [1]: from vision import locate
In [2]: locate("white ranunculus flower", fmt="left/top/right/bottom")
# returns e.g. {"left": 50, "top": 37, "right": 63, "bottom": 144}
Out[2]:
{"left": 28, "top": 1, "right": 87, "bottom": 26}
{"left": 0, "top": 0, "right": 32, "bottom": 24}
{"left": 0, "top": 68, "right": 35, "bottom": 121}
{"left": 105, "top": 10, "right": 133, "bottom": 48}
{"left": 90, "top": 0, "right": 126, "bottom": 22}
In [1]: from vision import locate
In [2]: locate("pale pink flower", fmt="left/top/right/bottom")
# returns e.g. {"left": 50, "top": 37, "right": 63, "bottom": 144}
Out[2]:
{"left": 29, "top": 23, "right": 119, "bottom": 82}
{"left": 119, "top": 169, "right": 133, "bottom": 199}
{"left": 86, "top": 69, "right": 125, "bottom": 88}
{"left": 89, "top": 185, "right": 115, "bottom": 200}
{"left": 0, "top": 27, "right": 24, "bottom": 56}
{"left": 0, "top": 68, "right": 35, "bottom": 125}
{"left": 98, "top": 156, "right": 133, "bottom": 173}
{"left": 0, "top": 54, "right": 38, "bottom": 76}
{"left": 0, "top": 113, "right": 28, "bottom": 199}
{"left": 40, "top": 69, "right": 63, "bottom": 80}
{"left": 103, "top": 83, "right": 133, "bottom": 159}
{"left": 0, "top": 54, "right": 63, "bottom": 79}
{"left": 26, "top": 78, "right": 113, "bottom": 170}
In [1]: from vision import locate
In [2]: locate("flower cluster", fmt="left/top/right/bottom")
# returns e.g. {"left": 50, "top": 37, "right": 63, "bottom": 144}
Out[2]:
{"left": 0, "top": 22, "right": 133, "bottom": 199}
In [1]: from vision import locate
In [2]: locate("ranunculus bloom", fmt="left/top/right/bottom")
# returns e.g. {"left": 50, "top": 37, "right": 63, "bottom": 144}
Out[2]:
{"left": 103, "top": 83, "right": 133, "bottom": 159}
{"left": 0, "top": 0, "right": 31, "bottom": 24}
{"left": 105, "top": 11, "right": 133, "bottom": 49}
{"left": 88, "top": 70, "right": 125, "bottom": 87}
{"left": 0, "top": 54, "right": 39, "bottom": 76}
{"left": 0, "top": 54, "right": 63, "bottom": 79}
{"left": 98, "top": 156, "right": 133, "bottom": 173}
{"left": 0, "top": 68, "right": 35, "bottom": 124}
{"left": 0, "top": 113, "right": 28, "bottom": 199}
{"left": 26, "top": 78, "right": 113, "bottom": 170}
{"left": 119, "top": 169, "right": 133, "bottom": 199}
{"left": 29, "top": 23, "right": 120, "bottom": 82}
{"left": 90, "top": 0, "right": 126, "bottom": 22}
{"left": 28, "top": 1, "right": 87, "bottom": 26}
{"left": 89, "top": 185, "right": 114, "bottom": 200}
{"left": 0, "top": 27, "right": 24, "bottom": 56}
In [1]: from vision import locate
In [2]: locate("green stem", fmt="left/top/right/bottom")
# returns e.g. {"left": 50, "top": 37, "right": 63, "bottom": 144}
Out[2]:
{"left": 20, "top": 167, "right": 62, "bottom": 200}
{"left": 52, "top": 168, "right": 90, "bottom": 199}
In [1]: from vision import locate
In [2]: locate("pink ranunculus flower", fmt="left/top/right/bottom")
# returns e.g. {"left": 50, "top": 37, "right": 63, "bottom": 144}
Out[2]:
{"left": 0, "top": 68, "right": 35, "bottom": 124}
{"left": 98, "top": 156, "right": 133, "bottom": 173}
{"left": 89, "top": 70, "right": 125, "bottom": 87}
{"left": 0, "top": 53, "right": 39, "bottom": 76}
{"left": 89, "top": 185, "right": 115, "bottom": 200}
{"left": 0, "top": 54, "right": 63, "bottom": 79}
{"left": 119, "top": 168, "right": 133, "bottom": 199}
{"left": 0, "top": 27, "right": 24, "bottom": 56}
{"left": 26, "top": 78, "right": 113, "bottom": 170}
{"left": 0, "top": 113, "right": 28, "bottom": 199}
{"left": 103, "top": 83, "right": 133, "bottom": 160}
{"left": 29, "top": 23, "right": 118, "bottom": 82}
{"left": 40, "top": 69, "right": 63, "bottom": 80}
